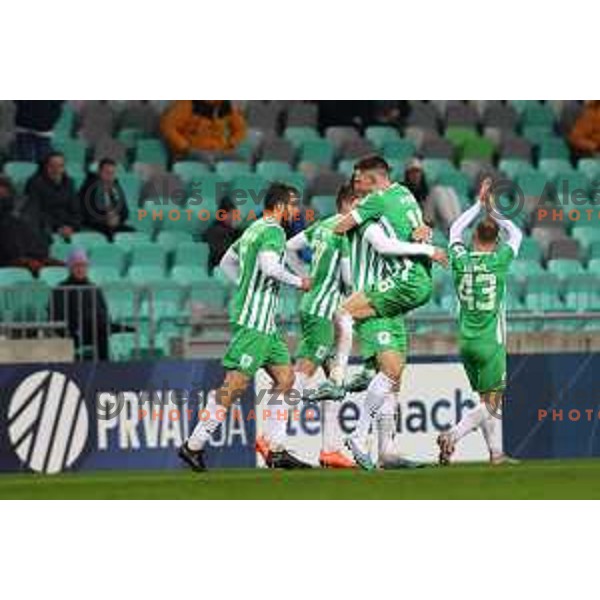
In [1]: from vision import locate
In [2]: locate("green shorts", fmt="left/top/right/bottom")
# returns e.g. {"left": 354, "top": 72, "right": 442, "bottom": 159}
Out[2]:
{"left": 356, "top": 316, "right": 407, "bottom": 362}
{"left": 460, "top": 338, "right": 507, "bottom": 393}
{"left": 222, "top": 325, "right": 290, "bottom": 377}
{"left": 296, "top": 312, "right": 334, "bottom": 366}
{"left": 366, "top": 273, "right": 433, "bottom": 319}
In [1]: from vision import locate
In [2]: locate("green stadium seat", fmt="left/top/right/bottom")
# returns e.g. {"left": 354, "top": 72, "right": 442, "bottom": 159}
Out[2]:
{"left": 588, "top": 258, "right": 600, "bottom": 274}
{"left": 188, "top": 173, "right": 229, "bottom": 210}
{"left": 141, "top": 285, "right": 187, "bottom": 320}
{"left": 284, "top": 126, "right": 320, "bottom": 148}
{"left": 554, "top": 172, "right": 590, "bottom": 202}
{"left": 300, "top": 139, "right": 335, "bottom": 166}
{"left": 156, "top": 230, "right": 195, "bottom": 252}
{"left": 230, "top": 174, "right": 269, "bottom": 220}
{"left": 382, "top": 138, "right": 416, "bottom": 162}
{"left": 70, "top": 231, "right": 108, "bottom": 249}
{"left": 89, "top": 244, "right": 127, "bottom": 272}
{"left": 173, "top": 242, "right": 210, "bottom": 269}
{"left": 3, "top": 161, "right": 37, "bottom": 190}
{"left": 255, "top": 160, "right": 293, "bottom": 180}
{"left": 110, "top": 332, "right": 136, "bottom": 361}
{"left": 275, "top": 172, "right": 307, "bottom": 195}
{"left": 119, "top": 172, "right": 143, "bottom": 211}
{"left": 547, "top": 258, "right": 585, "bottom": 280}
{"left": 0, "top": 281, "right": 49, "bottom": 322}
{"left": 89, "top": 265, "right": 122, "bottom": 285}
{"left": 574, "top": 226, "right": 600, "bottom": 249}
{"left": 524, "top": 273, "right": 560, "bottom": 295}
{"left": 516, "top": 172, "right": 550, "bottom": 197}
{"left": 518, "top": 237, "right": 543, "bottom": 261}
{"left": 435, "top": 171, "right": 471, "bottom": 196}
{"left": 577, "top": 158, "right": 600, "bottom": 183}
{"left": 365, "top": 126, "right": 400, "bottom": 149}
{"left": 135, "top": 139, "right": 168, "bottom": 166}
{"left": 117, "top": 128, "right": 144, "bottom": 149}
{"left": 588, "top": 241, "right": 600, "bottom": 260}
{"left": 565, "top": 275, "right": 600, "bottom": 311}
{"left": 499, "top": 159, "right": 537, "bottom": 180}
{"left": 171, "top": 265, "right": 210, "bottom": 285}
{"left": 235, "top": 139, "right": 255, "bottom": 162}
{"left": 311, "top": 195, "right": 336, "bottom": 218}
{"left": 521, "top": 126, "right": 556, "bottom": 146}
{"left": 0, "top": 267, "right": 34, "bottom": 285}
{"left": 422, "top": 159, "right": 455, "bottom": 182}
{"left": 538, "top": 158, "right": 573, "bottom": 181}
{"left": 461, "top": 136, "right": 495, "bottom": 161}
{"left": 114, "top": 231, "right": 152, "bottom": 246}
{"left": 172, "top": 161, "right": 211, "bottom": 183}
{"left": 128, "top": 265, "right": 167, "bottom": 285}
{"left": 538, "top": 138, "right": 570, "bottom": 160}
{"left": 337, "top": 159, "right": 355, "bottom": 178}
{"left": 525, "top": 291, "right": 564, "bottom": 311}
{"left": 54, "top": 138, "right": 87, "bottom": 164}
{"left": 215, "top": 161, "right": 252, "bottom": 180}
{"left": 512, "top": 260, "right": 545, "bottom": 280}
{"left": 38, "top": 266, "right": 68, "bottom": 287}
{"left": 130, "top": 243, "right": 166, "bottom": 269}
{"left": 520, "top": 102, "right": 555, "bottom": 129}
{"left": 54, "top": 105, "right": 75, "bottom": 138}
{"left": 49, "top": 240, "right": 71, "bottom": 262}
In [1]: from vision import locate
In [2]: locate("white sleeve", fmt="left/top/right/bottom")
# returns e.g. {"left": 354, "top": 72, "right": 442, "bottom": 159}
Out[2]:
{"left": 218, "top": 246, "right": 240, "bottom": 284}
{"left": 364, "top": 223, "right": 436, "bottom": 257}
{"left": 449, "top": 203, "right": 482, "bottom": 247}
{"left": 491, "top": 213, "right": 523, "bottom": 257}
{"left": 258, "top": 251, "right": 303, "bottom": 288}
{"left": 340, "top": 256, "right": 352, "bottom": 292}
{"left": 285, "top": 232, "right": 309, "bottom": 277}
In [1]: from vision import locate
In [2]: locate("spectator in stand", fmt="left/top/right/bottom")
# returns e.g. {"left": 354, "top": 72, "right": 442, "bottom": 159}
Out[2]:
{"left": 24, "top": 152, "right": 80, "bottom": 242}
{"left": 0, "top": 176, "right": 63, "bottom": 274}
{"left": 14, "top": 101, "right": 64, "bottom": 162}
{"left": 202, "top": 197, "right": 241, "bottom": 274}
{"left": 403, "top": 158, "right": 461, "bottom": 232}
{"left": 569, "top": 101, "right": 600, "bottom": 157}
{"left": 160, "top": 101, "right": 247, "bottom": 162}
{"left": 49, "top": 249, "right": 110, "bottom": 360}
{"left": 79, "top": 158, "right": 134, "bottom": 240}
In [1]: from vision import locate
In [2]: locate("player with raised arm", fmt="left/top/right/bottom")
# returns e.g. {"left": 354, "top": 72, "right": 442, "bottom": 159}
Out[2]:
{"left": 437, "top": 177, "right": 522, "bottom": 466}
{"left": 179, "top": 183, "right": 313, "bottom": 471}
{"left": 333, "top": 157, "right": 448, "bottom": 469}
{"left": 269, "top": 183, "right": 357, "bottom": 468}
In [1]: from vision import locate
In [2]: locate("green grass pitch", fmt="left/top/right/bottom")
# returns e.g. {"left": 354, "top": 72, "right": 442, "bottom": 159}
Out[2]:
{"left": 1, "top": 459, "right": 600, "bottom": 499}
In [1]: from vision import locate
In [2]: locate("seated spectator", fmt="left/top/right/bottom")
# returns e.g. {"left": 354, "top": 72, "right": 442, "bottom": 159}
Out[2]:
{"left": 79, "top": 158, "right": 134, "bottom": 240}
{"left": 202, "top": 198, "right": 242, "bottom": 274}
{"left": 403, "top": 158, "right": 430, "bottom": 205}
{"left": 14, "top": 100, "right": 64, "bottom": 162}
{"left": 24, "top": 152, "right": 80, "bottom": 241}
{"left": 49, "top": 249, "right": 110, "bottom": 360}
{"left": 160, "top": 101, "right": 247, "bottom": 161}
{"left": 0, "top": 176, "right": 63, "bottom": 274}
{"left": 569, "top": 101, "right": 600, "bottom": 156}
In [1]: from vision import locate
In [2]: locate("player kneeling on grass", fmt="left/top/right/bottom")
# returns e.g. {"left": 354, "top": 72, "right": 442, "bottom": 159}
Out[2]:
{"left": 437, "top": 178, "right": 522, "bottom": 466}
{"left": 179, "top": 183, "right": 313, "bottom": 471}
{"left": 279, "top": 183, "right": 357, "bottom": 469}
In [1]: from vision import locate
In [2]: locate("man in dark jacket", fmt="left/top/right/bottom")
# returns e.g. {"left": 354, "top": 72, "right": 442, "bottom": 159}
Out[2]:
{"left": 0, "top": 175, "right": 62, "bottom": 273}
{"left": 79, "top": 158, "right": 134, "bottom": 240}
{"left": 24, "top": 151, "right": 80, "bottom": 242}
{"left": 49, "top": 248, "right": 110, "bottom": 360}
{"left": 14, "top": 100, "right": 64, "bottom": 162}
{"left": 202, "top": 197, "right": 241, "bottom": 273}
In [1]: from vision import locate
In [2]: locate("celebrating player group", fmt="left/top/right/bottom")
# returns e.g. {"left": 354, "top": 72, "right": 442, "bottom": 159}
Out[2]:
{"left": 178, "top": 155, "right": 522, "bottom": 472}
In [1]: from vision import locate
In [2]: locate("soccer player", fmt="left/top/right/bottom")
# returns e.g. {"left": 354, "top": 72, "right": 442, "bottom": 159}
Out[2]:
{"left": 179, "top": 183, "right": 313, "bottom": 471}
{"left": 280, "top": 183, "right": 357, "bottom": 468}
{"left": 437, "top": 178, "right": 522, "bottom": 465}
{"left": 334, "top": 156, "right": 448, "bottom": 469}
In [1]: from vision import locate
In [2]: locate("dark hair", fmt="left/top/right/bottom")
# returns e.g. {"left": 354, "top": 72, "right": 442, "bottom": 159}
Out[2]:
{"left": 264, "top": 182, "right": 298, "bottom": 211}
{"left": 41, "top": 151, "right": 65, "bottom": 169}
{"left": 98, "top": 158, "right": 117, "bottom": 171}
{"left": 336, "top": 182, "right": 355, "bottom": 211}
{"left": 353, "top": 155, "right": 390, "bottom": 175}
{"left": 476, "top": 217, "right": 499, "bottom": 244}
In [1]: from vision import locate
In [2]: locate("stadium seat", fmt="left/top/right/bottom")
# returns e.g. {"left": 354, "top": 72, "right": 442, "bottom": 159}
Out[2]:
{"left": 128, "top": 265, "right": 167, "bottom": 284}
{"left": 309, "top": 172, "right": 346, "bottom": 196}
{"left": 365, "top": 126, "right": 400, "bottom": 149}
{"left": 461, "top": 136, "right": 496, "bottom": 162}
{"left": 538, "top": 138, "right": 570, "bottom": 160}
{"left": 325, "top": 126, "right": 360, "bottom": 149}
{"left": 38, "top": 266, "right": 68, "bottom": 287}
{"left": 382, "top": 138, "right": 417, "bottom": 163}
{"left": 173, "top": 242, "right": 210, "bottom": 269}
{"left": 215, "top": 161, "right": 252, "bottom": 180}
{"left": 525, "top": 290, "right": 564, "bottom": 311}
{"left": 577, "top": 158, "right": 600, "bottom": 183}
{"left": 516, "top": 172, "right": 550, "bottom": 197}
{"left": 89, "top": 265, "right": 123, "bottom": 285}
{"left": 255, "top": 160, "right": 293, "bottom": 180}
{"left": 135, "top": 139, "right": 168, "bottom": 167}
{"left": 339, "top": 138, "right": 375, "bottom": 160}
{"left": 538, "top": 158, "right": 573, "bottom": 181}
{"left": 518, "top": 237, "right": 543, "bottom": 261}
{"left": 246, "top": 101, "right": 281, "bottom": 132}
{"left": 547, "top": 238, "right": 581, "bottom": 261}
{"left": 114, "top": 231, "right": 152, "bottom": 246}
{"left": 274, "top": 172, "right": 307, "bottom": 195}
{"left": 547, "top": 258, "right": 585, "bottom": 281}
{"left": 554, "top": 172, "right": 590, "bottom": 202}
{"left": 3, "top": 161, "right": 37, "bottom": 190}
{"left": 54, "top": 138, "right": 87, "bottom": 165}
{"left": 300, "top": 139, "right": 335, "bottom": 166}
{"left": 230, "top": 174, "right": 269, "bottom": 219}
{"left": 512, "top": 260, "right": 545, "bottom": 281}
{"left": 89, "top": 244, "right": 127, "bottom": 272}
{"left": 284, "top": 126, "right": 320, "bottom": 148}
{"left": 482, "top": 103, "right": 518, "bottom": 130}
{"left": 188, "top": 173, "right": 229, "bottom": 209}
{"left": 422, "top": 159, "right": 455, "bottom": 182}
{"left": 70, "top": 231, "right": 108, "bottom": 250}
{"left": 337, "top": 159, "right": 355, "bottom": 178}
{"left": 498, "top": 159, "right": 537, "bottom": 180}
{"left": 444, "top": 127, "right": 479, "bottom": 152}
{"left": 499, "top": 136, "right": 532, "bottom": 161}
{"left": 435, "top": 171, "right": 471, "bottom": 196}
{"left": 311, "top": 195, "right": 336, "bottom": 218}
{"left": 0, "top": 267, "right": 34, "bottom": 285}
{"left": 520, "top": 102, "right": 555, "bottom": 129}
{"left": 260, "top": 137, "right": 296, "bottom": 162}
{"left": 172, "top": 161, "right": 211, "bottom": 183}
{"left": 285, "top": 102, "right": 318, "bottom": 128}
{"left": 420, "top": 137, "right": 454, "bottom": 160}
{"left": 129, "top": 243, "right": 167, "bottom": 269}
{"left": 171, "top": 265, "right": 211, "bottom": 286}
{"left": 155, "top": 230, "right": 195, "bottom": 252}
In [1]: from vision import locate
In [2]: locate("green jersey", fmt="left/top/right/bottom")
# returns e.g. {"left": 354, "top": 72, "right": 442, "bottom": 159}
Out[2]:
{"left": 450, "top": 243, "right": 515, "bottom": 343}
{"left": 351, "top": 182, "right": 431, "bottom": 284}
{"left": 300, "top": 216, "right": 350, "bottom": 319}
{"left": 347, "top": 223, "right": 394, "bottom": 291}
{"left": 229, "top": 217, "right": 286, "bottom": 334}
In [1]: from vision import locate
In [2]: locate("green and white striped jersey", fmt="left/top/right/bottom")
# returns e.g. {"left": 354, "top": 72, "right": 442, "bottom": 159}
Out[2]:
{"left": 348, "top": 223, "right": 395, "bottom": 291}
{"left": 229, "top": 217, "right": 286, "bottom": 334}
{"left": 300, "top": 216, "right": 350, "bottom": 319}
{"left": 351, "top": 182, "right": 432, "bottom": 286}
